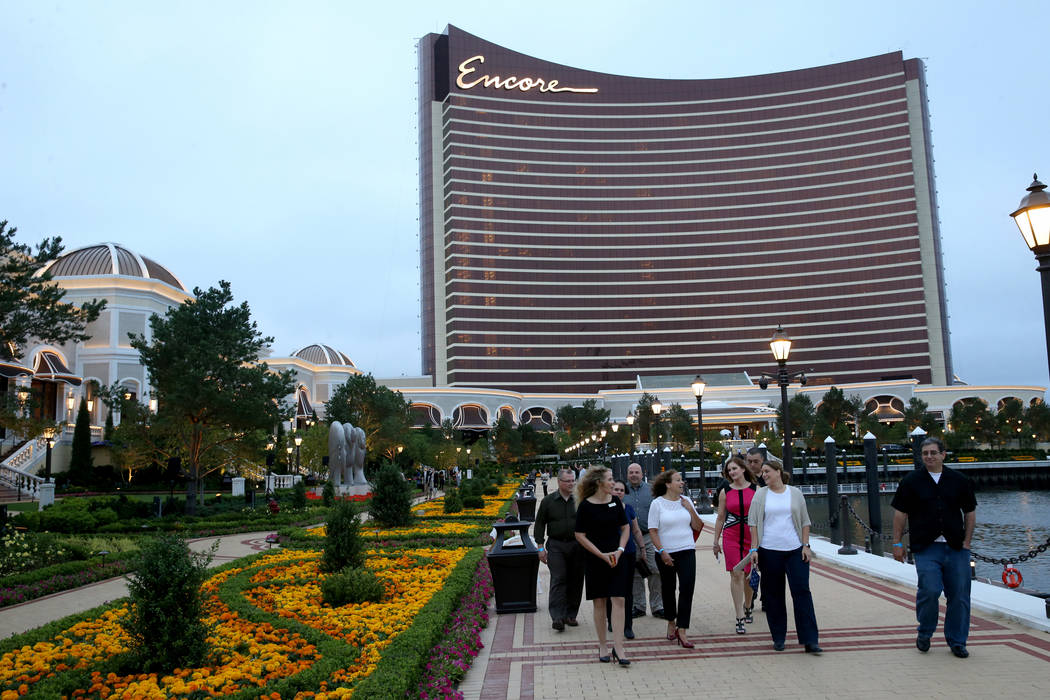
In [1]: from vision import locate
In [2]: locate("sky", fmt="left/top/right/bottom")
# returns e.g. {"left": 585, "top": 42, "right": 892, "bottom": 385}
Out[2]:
{"left": 3, "top": 0, "right": 1050, "bottom": 390}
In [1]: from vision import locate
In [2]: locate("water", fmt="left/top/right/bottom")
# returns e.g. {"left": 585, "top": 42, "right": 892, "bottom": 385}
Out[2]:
{"left": 806, "top": 489, "right": 1050, "bottom": 595}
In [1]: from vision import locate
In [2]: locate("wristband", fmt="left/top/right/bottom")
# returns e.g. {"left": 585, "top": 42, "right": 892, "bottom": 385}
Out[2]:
{"left": 538, "top": 546, "right": 545, "bottom": 551}
{"left": 803, "top": 543, "right": 810, "bottom": 548}
{"left": 749, "top": 548, "right": 758, "bottom": 553}
{"left": 617, "top": 546, "right": 625, "bottom": 552}
{"left": 892, "top": 543, "right": 903, "bottom": 548}
{"left": 656, "top": 548, "right": 665, "bottom": 554}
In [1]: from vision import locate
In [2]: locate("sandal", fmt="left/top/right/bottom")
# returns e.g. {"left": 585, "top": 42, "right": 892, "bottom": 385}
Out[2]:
{"left": 735, "top": 617, "right": 746, "bottom": 635}
{"left": 743, "top": 605, "right": 754, "bottom": 624}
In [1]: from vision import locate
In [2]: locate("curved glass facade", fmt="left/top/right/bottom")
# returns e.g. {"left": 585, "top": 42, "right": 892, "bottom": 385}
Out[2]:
{"left": 419, "top": 26, "right": 952, "bottom": 393}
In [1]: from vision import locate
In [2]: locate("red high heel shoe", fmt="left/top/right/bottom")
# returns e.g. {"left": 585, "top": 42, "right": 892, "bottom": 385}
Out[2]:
{"left": 675, "top": 631, "right": 695, "bottom": 649}
{"left": 666, "top": 625, "right": 677, "bottom": 641}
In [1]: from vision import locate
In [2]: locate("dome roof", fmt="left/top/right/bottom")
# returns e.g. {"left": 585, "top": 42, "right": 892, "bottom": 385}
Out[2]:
{"left": 293, "top": 344, "right": 355, "bottom": 368}
{"left": 36, "top": 242, "right": 186, "bottom": 292}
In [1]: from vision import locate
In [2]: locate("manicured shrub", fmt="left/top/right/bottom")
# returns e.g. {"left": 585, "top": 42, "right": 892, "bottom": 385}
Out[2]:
{"left": 120, "top": 534, "right": 212, "bottom": 672}
{"left": 322, "top": 480, "right": 336, "bottom": 507}
{"left": 369, "top": 462, "right": 414, "bottom": 527}
{"left": 320, "top": 500, "right": 364, "bottom": 573}
{"left": 321, "top": 566, "right": 385, "bottom": 606}
{"left": 443, "top": 487, "right": 463, "bottom": 514}
{"left": 291, "top": 479, "right": 308, "bottom": 510}
{"left": 483, "top": 484, "right": 499, "bottom": 496}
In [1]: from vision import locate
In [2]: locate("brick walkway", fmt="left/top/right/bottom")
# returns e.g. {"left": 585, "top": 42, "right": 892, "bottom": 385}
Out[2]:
{"left": 460, "top": 527, "right": 1050, "bottom": 699}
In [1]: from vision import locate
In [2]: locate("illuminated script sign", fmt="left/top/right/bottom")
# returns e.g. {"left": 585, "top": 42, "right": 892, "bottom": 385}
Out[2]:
{"left": 456, "top": 55, "right": 598, "bottom": 94}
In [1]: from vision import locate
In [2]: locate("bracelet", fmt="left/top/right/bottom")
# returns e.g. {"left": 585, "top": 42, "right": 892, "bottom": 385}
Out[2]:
{"left": 892, "top": 543, "right": 904, "bottom": 548}
{"left": 538, "top": 546, "right": 545, "bottom": 551}
{"left": 656, "top": 548, "right": 665, "bottom": 554}
{"left": 803, "top": 543, "right": 811, "bottom": 548}
{"left": 749, "top": 548, "right": 758, "bottom": 553}
{"left": 617, "top": 547, "right": 624, "bottom": 552}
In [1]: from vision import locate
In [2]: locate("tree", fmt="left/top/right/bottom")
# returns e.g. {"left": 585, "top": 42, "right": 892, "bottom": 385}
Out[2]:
{"left": 297, "top": 422, "right": 330, "bottom": 478}
{"left": 1027, "top": 401, "right": 1050, "bottom": 442}
{"left": 67, "top": 398, "right": 94, "bottom": 485}
{"left": 0, "top": 220, "right": 105, "bottom": 362}
{"left": 554, "top": 399, "right": 610, "bottom": 442}
{"left": 775, "top": 394, "right": 816, "bottom": 447}
{"left": 634, "top": 392, "right": 657, "bottom": 444}
{"left": 325, "top": 374, "right": 412, "bottom": 464}
{"left": 665, "top": 403, "right": 694, "bottom": 451}
{"left": 490, "top": 413, "right": 523, "bottom": 464}
{"left": 814, "top": 387, "right": 863, "bottom": 444}
{"left": 129, "top": 281, "right": 294, "bottom": 515}
{"left": 369, "top": 462, "right": 414, "bottom": 526}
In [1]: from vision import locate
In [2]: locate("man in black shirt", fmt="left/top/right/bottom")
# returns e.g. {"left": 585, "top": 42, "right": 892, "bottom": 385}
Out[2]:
{"left": 891, "top": 436, "right": 977, "bottom": 658}
{"left": 534, "top": 468, "right": 584, "bottom": 631}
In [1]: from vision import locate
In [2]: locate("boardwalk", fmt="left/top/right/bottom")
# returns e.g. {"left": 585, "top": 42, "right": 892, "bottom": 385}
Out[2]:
{"left": 460, "top": 523, "right": 1050, "bottom": 699}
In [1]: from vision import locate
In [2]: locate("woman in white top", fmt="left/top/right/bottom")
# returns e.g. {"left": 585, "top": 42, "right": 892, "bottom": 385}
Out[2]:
{"left": 747, "top": 462, "right": 821, "bottom": 654}
{"left": 648, "top": 469, "right": 703, "bottom": 648}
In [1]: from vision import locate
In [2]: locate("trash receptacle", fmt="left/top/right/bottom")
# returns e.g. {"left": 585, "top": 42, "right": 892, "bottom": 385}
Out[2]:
{"left": 487, "top": 520, "right": 540, "bottom": 614}
{"left": 515, "top": 485, "right": 537, "bottom": 521}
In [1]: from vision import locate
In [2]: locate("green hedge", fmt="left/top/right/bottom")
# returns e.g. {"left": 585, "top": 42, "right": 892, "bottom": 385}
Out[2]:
{"left": 0, "top": 554, "right": 133, "bottom": 588}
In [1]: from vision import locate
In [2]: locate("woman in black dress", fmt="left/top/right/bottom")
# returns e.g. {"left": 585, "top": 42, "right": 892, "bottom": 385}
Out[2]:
{"left": 575, "top": 465, "right": 632, "bottom": 666}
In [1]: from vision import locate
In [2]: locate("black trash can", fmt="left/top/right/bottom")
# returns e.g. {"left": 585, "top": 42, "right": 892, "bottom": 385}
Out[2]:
{"left": 516, "top": 484, "right": 537, "bottom": 521}
{"left": 487, "top": 520, "right": 540, "bottom": 614}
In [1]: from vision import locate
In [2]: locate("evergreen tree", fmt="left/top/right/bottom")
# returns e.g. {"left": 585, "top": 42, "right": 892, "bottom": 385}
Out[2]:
{"left": 369, "top": 462, "right": 414, "bottom": 526}
{"left": 67, "top": 399, "right": 93, "bottom": 485}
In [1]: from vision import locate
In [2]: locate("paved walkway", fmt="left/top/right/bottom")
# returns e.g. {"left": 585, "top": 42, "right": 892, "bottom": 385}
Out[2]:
{"left": 459, "top": 522, "right": 1050, "bottom": 699}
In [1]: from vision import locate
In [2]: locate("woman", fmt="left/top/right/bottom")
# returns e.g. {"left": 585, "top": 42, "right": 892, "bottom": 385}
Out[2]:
{"left": 649, "top": 469, "right": 703, "bottom": 648}
{"left": 606, "top": 479, "right": 646, "bottom": 640}
{"left": 748, "top": 462, "right": 822, "bottom": 654}
{"left": 574, "top": 466, "right": 632, "bottom": 666}
{"left": 712, "top": 455, "right": 757, "bottom": 634}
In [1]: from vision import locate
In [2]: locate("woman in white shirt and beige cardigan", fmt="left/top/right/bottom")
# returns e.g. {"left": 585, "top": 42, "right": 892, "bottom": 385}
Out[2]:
{"left": 748, "top": 461, "right": 822, "bottom": 654}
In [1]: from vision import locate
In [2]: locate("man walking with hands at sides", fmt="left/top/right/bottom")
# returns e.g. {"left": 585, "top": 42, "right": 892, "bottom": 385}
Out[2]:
{"left": 891, "top": 436, "right": 977, "bottom": 659}
{"left": 535, "top": 468, "right": 585, "bottom": 631}
{"left": 623, "top": 463, "right": 664, "bottom": 619}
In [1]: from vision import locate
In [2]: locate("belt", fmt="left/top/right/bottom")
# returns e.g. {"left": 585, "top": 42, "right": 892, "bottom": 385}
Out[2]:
{"left": 549, "top": 536, "right": 576, "bottom": 542}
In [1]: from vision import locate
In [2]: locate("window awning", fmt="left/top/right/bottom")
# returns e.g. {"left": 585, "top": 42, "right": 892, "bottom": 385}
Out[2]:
{"left": 32, "top": 351, "right": 82, "bottom": 386}
{"left": 0, "top": 361, "right": 33, "bottom": 379}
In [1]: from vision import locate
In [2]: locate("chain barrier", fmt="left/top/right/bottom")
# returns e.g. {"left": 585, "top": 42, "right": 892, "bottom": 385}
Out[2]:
{"left": 840, "top": 498, "right": 1050, "bottom": 565}
{"left": 843, "top": 498, "right": 899, "bottom": 542}
{"left": 970, "top": 537, "right": 1050, "bottom": 566}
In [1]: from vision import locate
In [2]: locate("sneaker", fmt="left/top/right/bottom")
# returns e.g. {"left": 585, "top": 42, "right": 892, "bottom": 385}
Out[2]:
{"left": 916, "top": 636, "right": 930, "bottom": 653}
{"left": 552, "top": 620, "right": 565, "bottom": 631}
{"left": 773, "top": 641, "right": 785, "bottom": 651}
{"left": 652, "top": 608, "right": 665, "bottom": 619}
{"left": 565, "top": 618, "right": 579, "bottom": 627}
{"left": 631, "top": 608, "right": 646, "bottom": 618}
{"left": 804, "top": 644, "right": 823, "bottom": 654}
{"left": 735, "top": 618, "right": 746, "bottom": 635}
{"left": 951, "top": 646, "right": 969, "bottom": 659}
{"left": 624, "top": 629, "right": 635, "bottom": 639}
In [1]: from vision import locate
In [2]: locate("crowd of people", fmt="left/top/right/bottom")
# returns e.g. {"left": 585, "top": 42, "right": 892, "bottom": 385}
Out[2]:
{"left": 531, "top": 436, "right": 978, "bottom": 662}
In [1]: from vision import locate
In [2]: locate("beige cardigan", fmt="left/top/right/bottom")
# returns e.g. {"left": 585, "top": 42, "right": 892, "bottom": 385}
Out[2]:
{"left": 748, "top": 485, "right": 811, "bottom": 547}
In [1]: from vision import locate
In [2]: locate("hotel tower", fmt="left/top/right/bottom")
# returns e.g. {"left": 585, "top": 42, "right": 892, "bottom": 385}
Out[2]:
{"left": 418, "top": 26, "right": 952, "bottom": 393}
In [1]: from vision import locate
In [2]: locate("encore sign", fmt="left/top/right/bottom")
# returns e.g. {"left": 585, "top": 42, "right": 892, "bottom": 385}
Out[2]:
{"left": 456, "top": 55, "right": 598, "bottom": 94}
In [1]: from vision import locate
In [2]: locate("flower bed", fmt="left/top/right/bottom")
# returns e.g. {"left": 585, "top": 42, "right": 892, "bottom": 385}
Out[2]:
{"left": 0, "top": 546, "right": 486, "bottom": 698}
{"left": 0, "top": 559, "right": 133, "bottom": 608}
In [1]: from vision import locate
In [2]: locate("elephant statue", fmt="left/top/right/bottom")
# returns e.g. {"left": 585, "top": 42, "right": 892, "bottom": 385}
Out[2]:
{"left": 351, "top": 426, "right": 368, "bottom": 485}
{"left": 328, "top": 422, "right": 349, "bottom": 488}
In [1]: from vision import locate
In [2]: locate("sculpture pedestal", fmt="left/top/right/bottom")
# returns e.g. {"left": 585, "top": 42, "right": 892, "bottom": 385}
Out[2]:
{"left": 338, "top": 485, "right": 372, "bottom": 497}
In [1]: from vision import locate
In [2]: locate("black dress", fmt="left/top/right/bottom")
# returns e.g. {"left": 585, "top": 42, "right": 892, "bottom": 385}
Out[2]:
{"left": 574, "top": 496, "right": 631, "bottom": 599}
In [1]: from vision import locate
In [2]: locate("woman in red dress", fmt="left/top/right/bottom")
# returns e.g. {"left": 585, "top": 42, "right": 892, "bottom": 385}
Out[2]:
{"left": 712, "top": 455, "right": 757, "bottom": 634}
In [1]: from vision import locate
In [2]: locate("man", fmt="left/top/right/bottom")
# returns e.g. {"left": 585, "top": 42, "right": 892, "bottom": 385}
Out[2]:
{"left": 622, "top": 462, "right": 664, "bottom": 619}
{"left": 745, "top": 448, "right": 766, "bottom": 487}
{"left": 534, "top": 468, "right": 585, "bottom": 631}
{"left": 891, "top": 436, "right": 977, "bottom": 659}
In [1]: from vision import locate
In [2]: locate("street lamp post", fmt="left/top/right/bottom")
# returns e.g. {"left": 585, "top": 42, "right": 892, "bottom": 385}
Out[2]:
{"left": 286, "top": 445, "right": 293, "bottom": 473}
{"left": 651, "top": 401, "right": 662, "bottom": 451}
{"left": 1010, "top": 174, "right": 1050, "bottom": 379}
{"left": 294, "top": 434, "right": 303, "bottom": 475}
{"left": 44, "top": 430, "right": 55, "bottom": 481}
{"left": 625, "top": 411, "right": 635, "bottom": 452}
{"left": 691, "top": 375, "right": 712, "bottom": 514}
{"left": 758, "top": 326, "right": 807, "bottom": 475}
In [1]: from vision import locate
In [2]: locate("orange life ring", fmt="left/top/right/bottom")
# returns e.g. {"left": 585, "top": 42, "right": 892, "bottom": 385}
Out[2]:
{"left": 1002, "top": 565, "right": 1022, "bottom": 588}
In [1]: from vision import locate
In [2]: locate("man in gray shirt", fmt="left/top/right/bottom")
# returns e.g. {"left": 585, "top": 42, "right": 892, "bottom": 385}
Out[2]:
{"left": 623, "top": 462, "right": 663, "bottom": 618}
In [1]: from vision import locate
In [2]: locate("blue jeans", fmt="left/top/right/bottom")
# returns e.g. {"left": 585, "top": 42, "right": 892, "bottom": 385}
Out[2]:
{"left": 913, "top": 542, "right": 971, "bottom": 647}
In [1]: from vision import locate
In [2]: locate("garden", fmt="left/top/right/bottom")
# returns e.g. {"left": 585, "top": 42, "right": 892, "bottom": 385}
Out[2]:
{"left": 0, "top": 470, "right": 521, "bottom": 699}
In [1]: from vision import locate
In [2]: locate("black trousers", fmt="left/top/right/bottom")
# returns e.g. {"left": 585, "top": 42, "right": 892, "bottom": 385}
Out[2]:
{"left": 546, "top": 538, "right": 584, "bottom": 621}
{"left": 656, "top": 549, "right": 696, "bottom": 630}
{"left": 757, "top": 546, "right": 819, "bottom": 646}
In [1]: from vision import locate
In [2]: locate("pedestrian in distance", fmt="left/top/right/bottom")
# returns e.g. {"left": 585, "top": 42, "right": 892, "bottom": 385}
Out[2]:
{"left": 534, "top": 468, "right": 585, "bottom": 632}
{"left": 712, "top": 455, "right": 757, "bottom": 634}
{"left": 891, "top": 436, "right": 977, "bottom": 659}
{"left": 574, "top": 466, "right": 632, "bottom": 666}
{"left": 748, "top": 462, "right": 821, "bottom": 654}
{"left": 649, "top": 469, "right": 703, "bottom": 648}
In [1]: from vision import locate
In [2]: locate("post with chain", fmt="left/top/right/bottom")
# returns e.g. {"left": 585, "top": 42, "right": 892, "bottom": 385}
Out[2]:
{"left": 863, "top": 431, "right": 883, "bottom": 556}
{"left": 824, "top": 436, "right": 840, "bottom": 545}
{"left": 910, "top": 426, "right": 927, "bottom": 470}
{"left": 838, "top": 494, "right": 858, "bottom": 555}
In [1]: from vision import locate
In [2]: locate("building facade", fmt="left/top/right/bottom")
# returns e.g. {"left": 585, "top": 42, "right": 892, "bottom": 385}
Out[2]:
{"left": 418, "top": 26, "right": 952, "bottom": 393}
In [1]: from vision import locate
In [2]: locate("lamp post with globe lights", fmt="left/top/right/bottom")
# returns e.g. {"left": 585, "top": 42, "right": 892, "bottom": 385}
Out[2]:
{"left": 1010, "top": 174, "right": 1050, "bottom": 379}
{"left": 757, "top": 326, "right": 807, "bottom": 474}
{"left": 690, "top": 375, "right": 713, "bottom": 513}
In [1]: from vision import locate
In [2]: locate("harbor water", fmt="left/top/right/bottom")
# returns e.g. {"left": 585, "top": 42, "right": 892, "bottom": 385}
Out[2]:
{"left": 806, "top": 489, "right": 1050, "bottom": 596}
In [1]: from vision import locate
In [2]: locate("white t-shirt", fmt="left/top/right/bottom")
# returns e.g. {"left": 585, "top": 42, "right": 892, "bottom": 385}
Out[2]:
{"left": 649, "top": 496, "right": 696, "bottom": 553}
{"left": 760, "top": 489, "right": 803, "bottom": 551}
